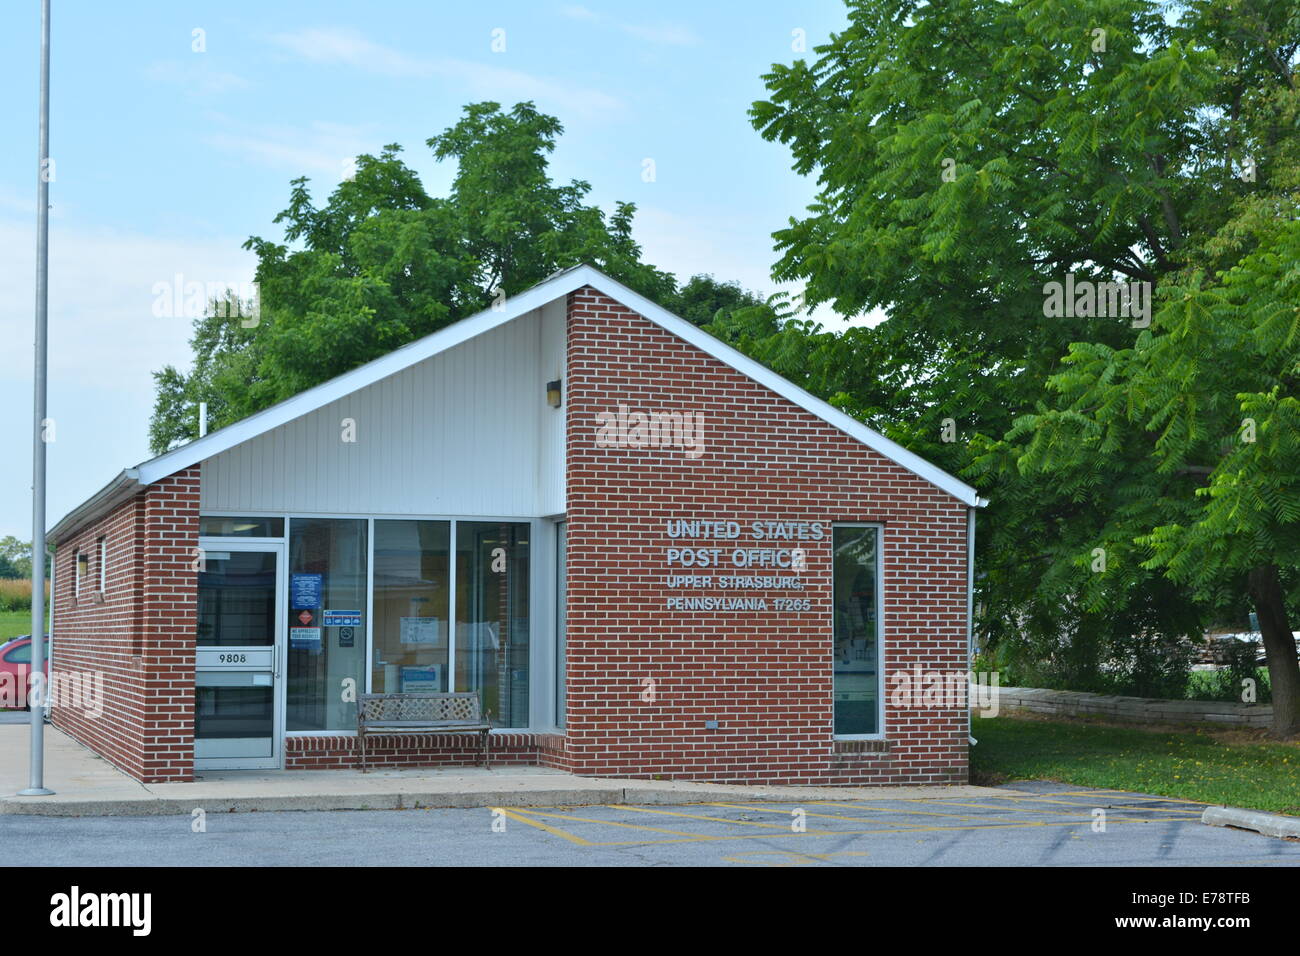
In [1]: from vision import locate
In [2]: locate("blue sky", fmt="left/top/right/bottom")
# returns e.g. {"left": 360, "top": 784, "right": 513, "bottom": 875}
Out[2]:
{"left": 0, "top": 0, "right": 850, "bottom": 539}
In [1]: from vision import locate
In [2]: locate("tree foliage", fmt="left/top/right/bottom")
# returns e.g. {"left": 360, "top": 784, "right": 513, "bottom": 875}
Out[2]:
{"left": 149, "top": 102, "right": 759, "bottom": 452}
{"left": 0, "top": 537, "right": 34, "bottom": 579}
{"left": 749, "top": 0, "right": 1300, "bottom": 727}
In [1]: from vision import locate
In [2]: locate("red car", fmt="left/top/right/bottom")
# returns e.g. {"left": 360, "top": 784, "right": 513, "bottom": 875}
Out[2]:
{"left": 0, "top": 635, "right": 49, "bottom": 711}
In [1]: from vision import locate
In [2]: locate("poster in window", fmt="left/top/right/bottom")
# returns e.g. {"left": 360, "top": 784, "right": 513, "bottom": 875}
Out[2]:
{"left": 400, "top": 617, "right": 439, "bottom": 645}
{"left": 291, "top": 573, "right": 323, "bottom": 610}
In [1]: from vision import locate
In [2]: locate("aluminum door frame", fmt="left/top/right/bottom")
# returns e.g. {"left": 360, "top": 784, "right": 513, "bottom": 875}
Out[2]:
{"left": 194, "top": 539, "right": 287, "bottom": 771}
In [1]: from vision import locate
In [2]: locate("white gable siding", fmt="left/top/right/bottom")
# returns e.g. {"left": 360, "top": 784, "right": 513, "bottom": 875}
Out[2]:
{"left": 200, "top": 307, "right": 565, "bottom": 517}
{"left": 536, "top": 297, "right": 566, "bottom": 515}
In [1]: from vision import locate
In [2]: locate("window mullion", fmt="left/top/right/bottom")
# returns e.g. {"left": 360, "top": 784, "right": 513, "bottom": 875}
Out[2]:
{"left": 448, "top": 519, "right": 457, "bottom": 692}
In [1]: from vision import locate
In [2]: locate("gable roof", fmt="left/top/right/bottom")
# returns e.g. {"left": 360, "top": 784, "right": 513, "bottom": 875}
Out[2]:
{"left": 49, "top": 265, "right": 985, "bottom": 542}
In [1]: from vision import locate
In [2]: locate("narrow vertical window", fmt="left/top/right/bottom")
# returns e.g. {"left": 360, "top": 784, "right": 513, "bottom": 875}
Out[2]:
{"left": 555, "top": 520, "right": 566, "bottom": 728}
{"left": 75, "top": 550, "right": 87, "bottom": 596}
{"left": 833, "top": 525, "right": 880, "bottom": 735}
{"left": 98, "top": 536, "right": 107, "bottom": 593}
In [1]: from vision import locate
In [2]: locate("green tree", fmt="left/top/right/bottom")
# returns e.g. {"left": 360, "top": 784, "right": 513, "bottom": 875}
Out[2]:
{"left": 749, "top": 0, "right": 1299, "bottom": 724}
{"left": 1000, "top": 207, "right": 1300, "bottom": 732}
{"left": 0, "top": 537, "right": 32, "bottom": 579}
{"left": 668, "top": 274, "right": 766, "bottom": 327}
{"left": 149, "top": 102, "right": 678, "bottom": 452}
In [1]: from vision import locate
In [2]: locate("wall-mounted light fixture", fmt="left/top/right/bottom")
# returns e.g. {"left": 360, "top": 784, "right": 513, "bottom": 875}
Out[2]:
{"left": 546, "top": 379, "right": 563, "bottom": 408}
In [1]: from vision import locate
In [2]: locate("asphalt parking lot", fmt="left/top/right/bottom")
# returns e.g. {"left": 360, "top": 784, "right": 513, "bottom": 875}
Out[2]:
{"left": 7, "top": 781, "right": 1300, "bottom": 866}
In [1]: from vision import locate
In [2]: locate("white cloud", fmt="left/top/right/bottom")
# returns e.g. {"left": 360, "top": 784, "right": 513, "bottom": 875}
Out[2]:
{"left": 559, "top": 6, "right": 700, "bottom": 46}
{"left": 203, "top": 117, "right": 376, "bottom": 179}
{"left": 144, "top": 60, "right": 250, "bottom": 95}
{"left": 0, "top": 219, "right": 256, "bottom": 389}
{"left": 560, "top": 5, "right": 599, "bottom": 21}
{"left": 269, "top": 27, "right": 432, "bottom": 77}
{"left": 619, "top": 22, "right": 700, "bottom": 46}
{"left": 266, "top": 27, "right": 623, "bottom": 117}
{"left": 441, "top": 59, "right": 622, "bottom": 116}
{"left": 631, "top": 203, "right": 781, "bottom": 297}
{"left": 631, "top": 203, "right": 868, "bottom": 327}
{"left": 0, "top": 219, "right": 257, "bottom": 537}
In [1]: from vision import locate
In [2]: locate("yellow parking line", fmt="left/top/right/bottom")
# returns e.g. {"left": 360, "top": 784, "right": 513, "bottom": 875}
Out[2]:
{"left": 833, "top": 817, "right": 1146, "bottom": 836}
{"left": 950, "top": 795, "right": 1205, "bottom": 815}
{"left": 607, "top": 804, "right": 837, "bottom": 833}
{"left": 918, "top": 799, "right": 1104, "bottom": 816}
{"left": 702, "top": 802, "right": 925, "bottom": 826}
{"left": 502, "top": 805, "right": 1157, "bottom": 851}
{"left": 514, "top": 808, "right": 724, "bottom": 839}
{"left": 492, "top": 807, "right": 594, "bottom": 846}
{"left": 635, "top": 815, "right": 1152, "bottom": 847}
{"left": 808, "top": 800, "right": 990, "bottom": 822}
{"left": 913, "top": 797, "right": 1201, "bottom": 818}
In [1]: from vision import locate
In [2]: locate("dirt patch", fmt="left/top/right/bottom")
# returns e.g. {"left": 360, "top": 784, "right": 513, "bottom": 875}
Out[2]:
{"left": 968, "top": 767, "right": 1010, "bottom": 787}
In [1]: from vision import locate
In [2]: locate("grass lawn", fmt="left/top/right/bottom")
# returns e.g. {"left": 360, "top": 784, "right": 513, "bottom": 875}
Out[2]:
{"left": 0, "top": 610, "right": 46, "bottom": 642}
{"left": 971, "top": 711, "right": 1300, "bottom": 815}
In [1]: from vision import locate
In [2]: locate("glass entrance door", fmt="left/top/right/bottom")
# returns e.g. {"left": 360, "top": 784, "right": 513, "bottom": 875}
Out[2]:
{"left": 195, "top": 543, "right": 285, "bottom": 770}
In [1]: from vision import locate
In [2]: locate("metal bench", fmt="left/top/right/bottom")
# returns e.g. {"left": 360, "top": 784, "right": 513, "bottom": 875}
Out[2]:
{"left": 356, "top": 692, "right": 492, "bottom": 772}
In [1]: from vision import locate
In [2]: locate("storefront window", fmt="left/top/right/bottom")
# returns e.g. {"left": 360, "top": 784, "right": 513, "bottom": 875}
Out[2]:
{"left": 199, "top": 516, "right": 285, "bottom": 537}
{"left": 373, "top": 520, "right": 451, "bottom": 694}
{"left": 455, "top": 522, "right": 530, "bottom": 728}
{"left": 833, "top": 525, "right": 880, "bottom": 735}
{"left": 287, "top": 518, "right": 367, "bottom": 732}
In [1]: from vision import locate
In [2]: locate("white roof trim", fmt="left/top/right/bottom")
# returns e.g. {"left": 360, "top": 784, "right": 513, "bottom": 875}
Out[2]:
{"left": 132, "top": 264, "right": 983, "bottom": 507}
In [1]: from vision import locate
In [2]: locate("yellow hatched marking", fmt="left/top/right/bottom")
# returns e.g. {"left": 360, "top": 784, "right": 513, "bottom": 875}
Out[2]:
{"left": 606, "top": 804, "right": 836, "bottom": 832}
{"left": 703, "top": 802, "right": 922, "bottom": 825}
{"left": 616, "top": 816, "right": 1149, "bottom": 847}
{"left": 512, "top": 808, "right": 725, "bottom": 839}
{"left": 703, "top": 801, "right": 986, "bottom": 827}
{"left": 492, "top": 807, "right": 593, "bottom": 846}
{"left": 502, "top": 806, "right": 1155, "bottom": 850}
{"left": 808, "top": 800, "right": 989, "bottom": 822}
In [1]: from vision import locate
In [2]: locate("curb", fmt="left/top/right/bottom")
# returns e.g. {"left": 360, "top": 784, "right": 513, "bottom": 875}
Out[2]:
{"left": 0, "top": 785, "right": 814, "bottom": 818}
{"left": 1201, "top": 805, "right": 1300, "bottom": 840}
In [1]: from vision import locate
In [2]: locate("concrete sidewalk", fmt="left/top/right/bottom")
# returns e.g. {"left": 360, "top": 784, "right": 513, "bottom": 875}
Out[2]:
{"left": 0, "top": 721, "right": 1004, "bottom": 817}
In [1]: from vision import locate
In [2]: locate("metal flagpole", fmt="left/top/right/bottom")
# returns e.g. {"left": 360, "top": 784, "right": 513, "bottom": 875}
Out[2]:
{"left": 21, "top": 0, "right": 54, "bottom": 797}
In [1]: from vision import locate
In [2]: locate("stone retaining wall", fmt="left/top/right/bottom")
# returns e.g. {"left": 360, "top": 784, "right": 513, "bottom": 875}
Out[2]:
{"left": 990, "top": 686, "right": 1272, "bottom": 727}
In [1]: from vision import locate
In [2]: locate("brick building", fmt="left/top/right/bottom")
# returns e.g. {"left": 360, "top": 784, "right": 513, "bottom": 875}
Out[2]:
{"left": 47, "top": 265, "right": 986, "bottom": 785}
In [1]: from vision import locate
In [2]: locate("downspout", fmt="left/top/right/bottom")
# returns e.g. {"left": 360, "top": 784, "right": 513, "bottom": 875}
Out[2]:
{"left": 967, "top": 506, "right": 977, "bottom": 746}
{"left": 43, "top": 543, "right": 54, "bottom": 720}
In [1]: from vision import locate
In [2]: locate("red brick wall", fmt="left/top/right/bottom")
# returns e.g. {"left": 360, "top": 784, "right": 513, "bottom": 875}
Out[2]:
{"left": 557, "top": 287, "right": 971, "bottom": 785}
{"left": 285, "top": 733, "right": 540, "bottom": 770}
{"left": 50, "top": 467, "right": 199, "bottom": 783}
